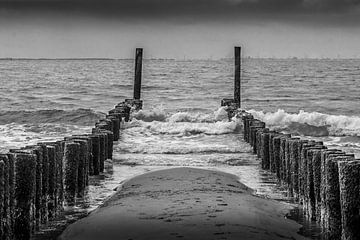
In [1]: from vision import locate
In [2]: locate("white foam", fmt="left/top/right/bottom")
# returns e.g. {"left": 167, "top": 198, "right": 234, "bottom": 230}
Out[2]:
{"left": 133, "top": 106, "right": 230, "bottom": 123}
{"left": 141, "top": 120, "right": 239, "bottom": 136}
{"left": 0, "top": 123, "right": 91, "bottom": 152}
{"left": 132, "top": 106, "right": 167, "bottom": 122}
{"left": 130, "top": 106, "right": 241, "bottom": 136}
{"left": 248, "top": 109, "right": 360, "bottom": 136}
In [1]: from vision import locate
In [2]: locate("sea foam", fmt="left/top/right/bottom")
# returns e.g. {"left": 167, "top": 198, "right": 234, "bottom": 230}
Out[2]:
{"left": 248, "top": 109, "right": 360, "bottom": 136}
{"left": 130, "top": 106, "right": 240, "bottom": 136}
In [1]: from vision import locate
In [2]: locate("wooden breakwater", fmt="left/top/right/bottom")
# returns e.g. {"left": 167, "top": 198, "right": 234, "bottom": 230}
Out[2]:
{"left": 0, "top": 99, "right": 142, "bottom": 240}
{"left": 221, "top": 107, "right": 360, "bottom": 240}
{"left": 0, "top": 48, "right": 144, "bottom": 240}
{"left": 220, "top": 102, "right": 360, "bottom": 239}
{"left": 222, "top": 46, "right": 360, "bottom": 240}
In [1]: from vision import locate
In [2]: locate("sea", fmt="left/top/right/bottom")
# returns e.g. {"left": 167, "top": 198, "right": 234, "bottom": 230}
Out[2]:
{"left": 0, "top": 58, "right": 359, "bottom": 238}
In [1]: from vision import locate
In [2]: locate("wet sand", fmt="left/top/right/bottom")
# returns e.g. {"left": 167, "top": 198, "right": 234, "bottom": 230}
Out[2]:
{"left": 59, "top": 167, "right": 308, "bottom": 240}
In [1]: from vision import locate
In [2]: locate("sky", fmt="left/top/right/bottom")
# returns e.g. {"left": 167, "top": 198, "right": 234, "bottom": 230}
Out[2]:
{"left": 1, "top": 0, "right": 360, "bottom": 59}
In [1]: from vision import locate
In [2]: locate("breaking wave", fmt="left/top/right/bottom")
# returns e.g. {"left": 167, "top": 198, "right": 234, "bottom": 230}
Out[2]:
{"left": 248, "top": 109, "right": 360, "bottom": 137}
{"left": 0, "top": 122, "right": 91, "bottom": 153}
{"left": 140, "top": 120, "right": 240, "bottom": 136}
{"left": 133, "top": 106, "right": 228, "bottom": 123}
{"left": 130, "top": 106, "right": 239, "bottom": 136}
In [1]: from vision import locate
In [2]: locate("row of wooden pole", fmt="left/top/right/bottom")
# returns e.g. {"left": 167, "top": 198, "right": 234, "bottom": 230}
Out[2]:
{"left": 0, "top": 101, "right": 134, "bottom": 240}
{"left": 241, "top": 113, "right": 360, "bottom": 240}
{"left": 0, "top": 48, "right": 144, "bottom": 240}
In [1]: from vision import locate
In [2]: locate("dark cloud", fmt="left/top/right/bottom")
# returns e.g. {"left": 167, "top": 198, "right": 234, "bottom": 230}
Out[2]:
{"left": 0, "top": 0, "right": 359, "bottom": 18}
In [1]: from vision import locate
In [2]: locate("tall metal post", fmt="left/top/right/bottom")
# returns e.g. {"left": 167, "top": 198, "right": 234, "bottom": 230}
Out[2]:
{"left": 234, "top": 46, "right": 241, "bottom": 108}
{"left": 133, "top": 48, "right": 143, "bottom": 100}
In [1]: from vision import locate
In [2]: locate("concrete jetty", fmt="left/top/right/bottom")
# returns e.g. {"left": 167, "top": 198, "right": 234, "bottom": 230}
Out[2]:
{"left": 59, "top": 168, "right": 307, "bottom": 240}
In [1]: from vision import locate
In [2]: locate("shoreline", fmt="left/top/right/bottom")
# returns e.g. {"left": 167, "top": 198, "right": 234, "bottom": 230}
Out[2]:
{"left": 59, "top": 167, "right": 309, "bottom": 240}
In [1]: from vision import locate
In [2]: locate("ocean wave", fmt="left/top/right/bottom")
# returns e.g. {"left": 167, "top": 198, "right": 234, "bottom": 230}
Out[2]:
{"left": 0, "top": 108, "right": 104, "bottom": 125}
{"left": 0, "top": 122, "right": 91, "bottom": 152}
{"left": 132, "top": 106, "right": 167, "bottom": 122}
{"left": 129, "top": 106, "right": 238, "bottom": 136}
{"left": 248, "top": 109, "right": 360, "bottom": 137}
{"left": 132, "top": 106, "right": 229, "bottom": 123}
{"left": 138, "top": 120, "right": 241, "bottom": 136}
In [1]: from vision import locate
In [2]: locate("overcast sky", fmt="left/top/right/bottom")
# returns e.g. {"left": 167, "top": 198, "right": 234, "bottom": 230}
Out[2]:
{"left": 1, "top": 0, "right": 360, "bottom": 59}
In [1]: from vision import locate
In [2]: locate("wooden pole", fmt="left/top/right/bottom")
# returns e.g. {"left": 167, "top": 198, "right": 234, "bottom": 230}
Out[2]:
{"left": 338, "top": 160, "right": 360, "bottom": 240}
{"left": 0, "top": 154, "right": 10, "bottom": 239}
{"left": 0, "top": 160, "right": 4, "bottom": 239}
{"left": 63, "top": 142, "right": 79, "bottom": 205}
{"left": 325, "top": 155, "right": 355, "bottom": 240}
{"left": 13, "top": 153, "right": 36, "bottom": 240}
{"left": 46, "top": 145, "right": 56, "bottom": 219}
{"left": 133, "top": 48, "right": 143, "bottom": 100}
{"left": 234, "top": 46, "right": 241, "bottom": 108}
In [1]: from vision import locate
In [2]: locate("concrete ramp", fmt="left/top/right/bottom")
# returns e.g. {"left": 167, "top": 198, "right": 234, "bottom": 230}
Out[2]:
{"left": 59, "top": 167, "right": 308, "bottom": 240}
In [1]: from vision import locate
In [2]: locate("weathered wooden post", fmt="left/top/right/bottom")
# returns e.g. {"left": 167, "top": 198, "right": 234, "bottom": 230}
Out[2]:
{"left": 73, "top": 139, "right": 88, "bottom": 197}
{"left": 279, "top": 134, "right": 291, "bottom": 183}
{"left": 338, "top": 160, "right": 360, "bottom": 240}
{"left": 94, "top": 130, "right": 108, "bottom": 171}
{"left": 234, "top": 46, "right": 241, "bottom": 108}
{"left": 134, "top": 48, "right": 143, "bottom": 100}
{"left": 13, "top": 153, "right": 36, "bottom": 240}
{"left": 55, "top": 141, "right": 65, "bottom": 213}
{"left": 46, "top": 145, "right": 56, "bottom": 219}
{"left": 6, "top": 153, "right": 15, "bottom": 235}
{"left": 63, "top": 142, "right": 79, "bottom": 205}
{"left": 67, "top": 135, "right": 92, "bottom": 187}
{"left": 36, "top": 144, "right": 49, "bottom": 224}
{"left": 101, "top": 130, "right": 114, "bottom": 160}
{"left": 269, "top": 132, "right": 280, "bottom": 173}
{"left": 288, "top": 138, "right": 300, "bottom": 198}
{"left": 249, "top": 120, "right": 265, "bottom": 151}
{"left": 98, "top": 132, "right": 107, "bottom": 171}
{"left": 320, "top": 150, "right": 344, "bottom": 228}
{"left": 27, "top": 147, "right": 43, "bottom": 230}
{"left": 298, "top": 141, "right": 314, "bottom": 204}
{"left": 0, "top": 154, "right": 10, "bottom": 239}
{"left": 89, "top": 135, "right": 100, "bottom": 175}
{"left": 306, "top": 146, "right": 325, "bottom": 220}
{"left": 0, "top": 160, "right": 4, "bottom": 239}
{"left": 256, "top": 129, "right": 262, "bottom": 157}
{"left": 311, "top": 148, "right": 324, "bottom": 220}
{"left": 285, "top": 139, "right": 291, "bottom": 186}
{"left": 272, "top": 135, "right": 282, "bottom": 179}
{"left": 106, "top": 115, "right": 120, "bottom": 141}
{"left": 35, "top": 142, "right": 57, "bottom": 221}
{"left": 260, "top": 130, "right": 270, "bottom": 169}
{"left": 114, "top": 103, "right": 131, "bottom": 122}
{"left": 242, "top": 115, "right": 253, "bottom": 142}
{"left": 325, "top": 154, "right": 355, "bottom": 240}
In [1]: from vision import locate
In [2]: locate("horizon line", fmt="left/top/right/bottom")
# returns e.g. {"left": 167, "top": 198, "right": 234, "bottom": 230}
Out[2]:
{"left": 1, "top": 57, "right": 360, "bottom": 60}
